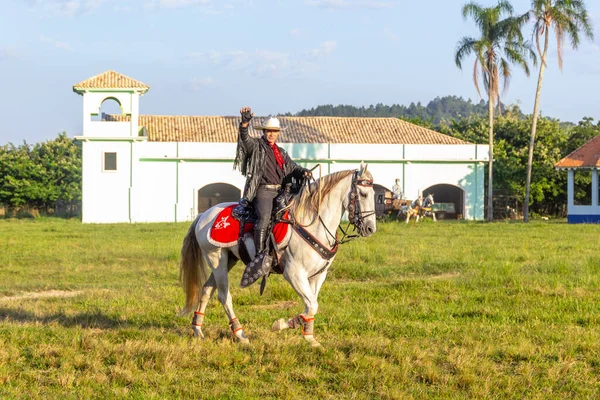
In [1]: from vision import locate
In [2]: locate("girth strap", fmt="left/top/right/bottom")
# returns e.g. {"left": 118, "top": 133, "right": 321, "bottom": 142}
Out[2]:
{"left": 293, "top": 224, "right": 338, "bottom": 260}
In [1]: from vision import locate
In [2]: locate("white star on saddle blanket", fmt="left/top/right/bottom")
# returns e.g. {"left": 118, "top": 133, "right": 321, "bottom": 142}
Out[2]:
{"left": 214, "top": 216, "right": 231, "bottom": 230}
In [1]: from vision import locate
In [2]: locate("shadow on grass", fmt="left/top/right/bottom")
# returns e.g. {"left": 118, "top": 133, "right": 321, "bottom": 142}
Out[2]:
{"left": 0, "top": 307, "right": 174, "bottom": 330}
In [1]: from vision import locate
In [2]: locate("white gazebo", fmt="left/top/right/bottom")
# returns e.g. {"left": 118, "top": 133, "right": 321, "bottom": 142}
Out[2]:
{"left": 555, "top": 134, "right": 600, "bottom": 223}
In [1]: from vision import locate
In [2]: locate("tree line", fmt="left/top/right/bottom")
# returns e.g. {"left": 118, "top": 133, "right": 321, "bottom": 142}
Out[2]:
{"left": 292, "top": 96, "right": 515, "bottom": 124}
{"left": 0, "top": 132, "right": 81, "bottom": 217}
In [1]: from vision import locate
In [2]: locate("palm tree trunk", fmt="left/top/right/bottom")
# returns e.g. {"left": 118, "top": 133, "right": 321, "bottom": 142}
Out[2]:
{"left": 524, "top": 31, "right": 549, "bottom": 222}
{"left": 487, "top": 92, "right": 494, "bottom": 222}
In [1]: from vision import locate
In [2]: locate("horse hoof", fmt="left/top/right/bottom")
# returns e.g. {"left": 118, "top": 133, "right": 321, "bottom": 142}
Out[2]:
{"left": 191, "top": 328, "right": 205, "bottom": 339}
{"left": 271, "top": 318, "right": 289, "bottom": 331}
{"left": 303, "top": 335, "right": 321, "bottom": 348}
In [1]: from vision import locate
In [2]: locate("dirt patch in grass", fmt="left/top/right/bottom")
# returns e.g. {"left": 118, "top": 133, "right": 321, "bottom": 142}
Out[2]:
{"left": 427, "top": 272, "right": 461, "bottom": 280}
{"left": 0, "top": 290, "right": 84, "bottom": 301}
{"left": 251, "top": 301, "right": 298, "bottom": 310}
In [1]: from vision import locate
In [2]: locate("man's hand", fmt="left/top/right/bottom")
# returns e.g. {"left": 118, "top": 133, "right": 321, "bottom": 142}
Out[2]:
{"left": 240, "top": 107, "right": 254, "bottom": 126}
{"left": 303, "top": 169, "right": 313, "bottom": 180}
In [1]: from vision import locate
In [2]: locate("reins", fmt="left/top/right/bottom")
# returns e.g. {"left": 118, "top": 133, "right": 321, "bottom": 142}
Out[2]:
{"left": 290, "top": 168, "right": 375, "bottom": 258}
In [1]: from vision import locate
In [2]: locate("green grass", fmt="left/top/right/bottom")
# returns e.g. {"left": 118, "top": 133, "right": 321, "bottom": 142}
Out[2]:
{"left": 1, "top": 218, "right": 599, "bottom": 399}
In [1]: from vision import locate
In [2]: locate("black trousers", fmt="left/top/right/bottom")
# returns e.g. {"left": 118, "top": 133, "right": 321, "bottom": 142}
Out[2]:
{"left": 253, "top": 188, "right": 278, "bottom": 230}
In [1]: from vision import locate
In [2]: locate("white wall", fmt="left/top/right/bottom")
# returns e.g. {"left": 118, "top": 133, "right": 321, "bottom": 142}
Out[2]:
{"left": 81, "top": 141, "right": 131, "bottom": 223}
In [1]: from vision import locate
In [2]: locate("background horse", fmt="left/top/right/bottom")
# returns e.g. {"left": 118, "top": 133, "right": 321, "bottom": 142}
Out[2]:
{"left": 420, "top": 193, "right": 436, "bottom": 221}
{"left": 405, "top": 195, "right": 423, "bottom": 223}
{"left": 179, "top": 163, "right": 376, "bottom": 347}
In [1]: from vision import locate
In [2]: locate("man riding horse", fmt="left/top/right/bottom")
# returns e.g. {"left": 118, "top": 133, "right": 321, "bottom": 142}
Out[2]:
{"left": 233, "top": 107, "right": 312, "bottom": 288}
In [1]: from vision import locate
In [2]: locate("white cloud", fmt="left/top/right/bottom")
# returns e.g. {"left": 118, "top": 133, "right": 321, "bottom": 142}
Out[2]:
{"left": 304, "top": 0, "right": 395, "bottom": 9}
{"left": 289, "top": 28, "right": 302, "bottom": 38}
{"left": 383, "top": 26, "right": 398, "bottom": 41}
{"left": 189, "top": 77, "right": 216, "bottom": 91}
{"left": 309, "top": 41, "right": 337, "bottom": 59}
{"left": 159, "top": 0, "right": 209, "bottom": 8}
{"left": 0, "top": 48, "right": 23, "bottom": 61}
{"left": 190, "top": 42, "right": 336, "bottom": 79}
{"left": 27, "top": 0, "right": 108, "bottom": 16}
{"left": 146, "top": 0, "right": 209, "bottom": 9}
{"left": 40, "top": 35, "right": 73, "bottom": 51}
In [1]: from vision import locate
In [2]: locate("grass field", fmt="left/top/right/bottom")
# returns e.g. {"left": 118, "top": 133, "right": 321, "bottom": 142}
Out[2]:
{"left": 0, "top": 218, "right": 599, "bottom": 399}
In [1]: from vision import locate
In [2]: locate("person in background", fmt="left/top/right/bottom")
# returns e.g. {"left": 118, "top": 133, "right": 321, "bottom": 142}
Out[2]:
{"left": 392, "top": 178, "right": 403, "bottom": 200}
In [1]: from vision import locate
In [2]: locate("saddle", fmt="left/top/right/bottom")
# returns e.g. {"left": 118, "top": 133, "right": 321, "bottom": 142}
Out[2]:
{"left": 232, "top": 183, "right": 297, "bottom": 292}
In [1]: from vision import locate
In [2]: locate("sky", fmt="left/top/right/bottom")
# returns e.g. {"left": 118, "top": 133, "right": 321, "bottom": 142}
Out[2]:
{"left": 1, "top": 0, "right": 600, "bottom": 145}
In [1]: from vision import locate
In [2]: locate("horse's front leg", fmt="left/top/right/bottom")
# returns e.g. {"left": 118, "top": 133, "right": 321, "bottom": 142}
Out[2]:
{"left": 272, "top": 265, "right": 321, "bottom": 347}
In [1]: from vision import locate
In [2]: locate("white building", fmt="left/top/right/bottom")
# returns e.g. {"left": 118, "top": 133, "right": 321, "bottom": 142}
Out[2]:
{"left": 73, "top": 70, "right": 489, "bottom": 223}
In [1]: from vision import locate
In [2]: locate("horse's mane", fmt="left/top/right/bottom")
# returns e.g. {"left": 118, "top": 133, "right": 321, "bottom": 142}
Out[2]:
{"left": 291, "top": 170, "right": 355, "bottom": 221}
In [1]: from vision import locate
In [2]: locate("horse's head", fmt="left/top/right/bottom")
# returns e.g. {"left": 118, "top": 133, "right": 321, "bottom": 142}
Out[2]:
{"left": 347, "top": 162, "right": 376, "bottom": 237}
{"left": 411, "top": 195, "right": 423, "bottom": 209}
{"left": 424, "top": 193, "right": 434, "bottom": 207}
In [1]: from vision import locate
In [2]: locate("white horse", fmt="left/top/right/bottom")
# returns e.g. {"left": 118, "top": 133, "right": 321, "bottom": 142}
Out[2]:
{"left": 179, "top": 164, "right": 376, "bottom": 347}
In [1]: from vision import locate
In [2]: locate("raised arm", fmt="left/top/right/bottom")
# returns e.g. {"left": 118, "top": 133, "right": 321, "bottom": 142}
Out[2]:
{"left": 238, "top": 106, "right": 256, "bottom": 149}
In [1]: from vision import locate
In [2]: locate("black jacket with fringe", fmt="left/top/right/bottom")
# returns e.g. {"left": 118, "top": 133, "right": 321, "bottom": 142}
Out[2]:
{"left": 233, "top": 123, "right": 305, "bottom": 201}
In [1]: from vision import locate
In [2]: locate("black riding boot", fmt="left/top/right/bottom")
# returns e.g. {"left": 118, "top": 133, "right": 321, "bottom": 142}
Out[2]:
{"left": 253, "top": 228, "right": 267, "bottom": 255}
{"left": 240, "top": 228, "right": 273, "bottom": 288}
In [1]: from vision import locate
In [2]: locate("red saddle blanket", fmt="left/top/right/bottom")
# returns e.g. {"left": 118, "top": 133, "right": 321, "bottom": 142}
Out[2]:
{"left": 209, "top": 205, "right": 290, "bottom": 247}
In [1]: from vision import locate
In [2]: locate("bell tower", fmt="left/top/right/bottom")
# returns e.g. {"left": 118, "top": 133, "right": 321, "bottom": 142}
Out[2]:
{"left": 72, "top": 71, "right": 150, "bottom": 223}
{"left": 73, "top": 70, "right": 150, "bottom": 138}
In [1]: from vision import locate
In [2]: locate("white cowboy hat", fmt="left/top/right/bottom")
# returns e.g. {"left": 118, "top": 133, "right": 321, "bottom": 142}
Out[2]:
{"left": 254, "top": 116, "right": 287, "bottom": 131}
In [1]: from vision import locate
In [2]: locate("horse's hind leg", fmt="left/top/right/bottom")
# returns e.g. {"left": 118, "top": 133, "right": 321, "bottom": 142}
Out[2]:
{"left": 192, "top": 257, "right": 239, "bottom": 339}
{"left": 208, "top": 250, "right": 249, "bottom": 344}
{"left": 191, "top": 274, "right": 217, "bottom": 338}
{"left": 273, "top": 265, "right": 321, "bottom": 347}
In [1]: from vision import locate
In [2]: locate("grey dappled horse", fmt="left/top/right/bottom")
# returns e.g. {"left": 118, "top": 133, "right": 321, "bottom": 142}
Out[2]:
{"left": 405, "top": 193, "right": 435, "bottom": 223}
{"left": 179, "top": 164, "right": 376, "bottom": 347}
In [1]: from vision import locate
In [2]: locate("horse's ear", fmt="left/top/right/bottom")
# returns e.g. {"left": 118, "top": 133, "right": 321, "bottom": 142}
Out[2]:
{"left": 359, "top": 161, "right": 368, "bottom": 176}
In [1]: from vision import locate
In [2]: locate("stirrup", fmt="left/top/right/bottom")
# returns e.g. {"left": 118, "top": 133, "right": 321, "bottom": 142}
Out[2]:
{"left": 240, "top": 251, "right": 273, "bottom": 288}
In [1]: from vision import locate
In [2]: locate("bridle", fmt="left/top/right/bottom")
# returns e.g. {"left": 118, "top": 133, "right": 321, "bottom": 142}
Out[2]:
{"left": 290, "top": 169, "right": 376, "bottom": 277}
{"left": 346, "top": 170, "right": 376, "bottom": 232}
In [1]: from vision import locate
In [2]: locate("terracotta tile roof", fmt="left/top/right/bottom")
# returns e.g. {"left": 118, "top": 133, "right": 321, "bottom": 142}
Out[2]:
{"left": 105, "top": 115, "right": 469, "bottom": 144}
{"left": 555, "top": 134, "right": 600, "bottom": 169}
{"left": 73, "top": 70, "right": 150, "bottom": 93}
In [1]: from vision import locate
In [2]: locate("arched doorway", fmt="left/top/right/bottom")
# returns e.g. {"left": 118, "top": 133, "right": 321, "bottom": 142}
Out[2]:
{"left": 373, "top": 184, "right": 390, "bottom": 217}
{"left": 198, "top": 183, "right": 241, "bottom": 213}
{"left": 423, "top": 184, "right": 464, "bottom": 220}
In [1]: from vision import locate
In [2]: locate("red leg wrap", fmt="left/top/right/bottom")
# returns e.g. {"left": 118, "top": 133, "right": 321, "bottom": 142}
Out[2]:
{"left": 192, "top": 311, "right": 205, "bottom": 327}
{"left": 230, "top": 318, "right": 243, "bottom": 334}
{"left": 288, "top": 314, "right": 314, "bottom": 330}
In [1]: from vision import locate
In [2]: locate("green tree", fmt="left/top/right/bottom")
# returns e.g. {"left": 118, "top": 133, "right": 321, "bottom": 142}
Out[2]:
{"left": 455, "top": 0, "right": 535, "bottom": 221}
{"left": 0, "top": 133, "right": 81, "bottom": 216}
{"left": 523, "top": 0, "right": 594, "bottom": 222}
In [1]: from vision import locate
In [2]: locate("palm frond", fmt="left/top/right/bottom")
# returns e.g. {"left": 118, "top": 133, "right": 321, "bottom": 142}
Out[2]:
{"left": 455, "top": 37, "right": 477, "bottom": 68}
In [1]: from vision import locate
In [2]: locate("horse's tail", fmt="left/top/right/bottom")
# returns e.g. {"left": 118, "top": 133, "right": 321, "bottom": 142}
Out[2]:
{"left": 179, "top": 216, "right": 209, "bottom": 315}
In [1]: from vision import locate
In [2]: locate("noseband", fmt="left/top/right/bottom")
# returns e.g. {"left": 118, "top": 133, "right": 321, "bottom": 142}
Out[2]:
{"left": 347, "top": 170, "right": 375, "bottom": 231}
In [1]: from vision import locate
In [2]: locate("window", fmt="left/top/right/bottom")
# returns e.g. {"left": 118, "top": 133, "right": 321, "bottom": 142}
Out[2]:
{"left": 573, "top": 169, "right": 592, "bottom": 205}
{"left": 104, "top": 152, "right": 117, "bottom": 171}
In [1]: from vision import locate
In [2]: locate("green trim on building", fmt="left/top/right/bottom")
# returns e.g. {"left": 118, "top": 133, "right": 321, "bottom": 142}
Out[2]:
{"left": 139, "top": 157, "right": 488, "bottom": 165}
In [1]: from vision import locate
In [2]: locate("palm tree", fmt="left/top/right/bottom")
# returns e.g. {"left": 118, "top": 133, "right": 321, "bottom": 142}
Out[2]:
{"left": 455, "top": 0, "right": 535, "bottom": 222}
{"left": 523, "top": 0, "right": 594, "bottom": 222}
